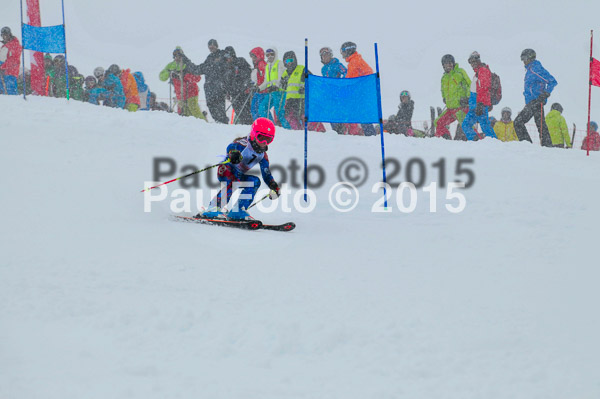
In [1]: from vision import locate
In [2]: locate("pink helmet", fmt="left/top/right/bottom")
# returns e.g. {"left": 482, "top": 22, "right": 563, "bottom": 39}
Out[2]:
{"left": 250, "top": 117, "right": 276, "bottom": 145}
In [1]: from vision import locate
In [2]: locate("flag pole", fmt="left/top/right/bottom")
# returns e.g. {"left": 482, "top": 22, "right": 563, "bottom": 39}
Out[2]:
{"left": 374, "top": 43, "right": 388, "bottom": 208}
{"left": 19, "top": 0, "right": 26, "bottom": 100}
{"left": 303, "top": 37, "right": 309, "bottom": 202}
{"left": 61, "top": 0, "right": 69, "bottom": 100}
{"left": 587, "top": 30, "right": 594, "bottom": 156}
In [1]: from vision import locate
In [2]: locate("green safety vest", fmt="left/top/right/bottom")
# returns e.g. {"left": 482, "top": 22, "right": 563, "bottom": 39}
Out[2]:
{"left": 282, "top": 65, "right": 304, "bottom": 99}
{"left": 265, "top": 60, "right": 280, "bottom": 88}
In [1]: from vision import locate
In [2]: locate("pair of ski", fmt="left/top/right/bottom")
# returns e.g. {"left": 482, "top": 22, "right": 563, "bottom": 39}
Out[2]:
{"left": 172, "top": 215, "right": 295, "bottom": 232}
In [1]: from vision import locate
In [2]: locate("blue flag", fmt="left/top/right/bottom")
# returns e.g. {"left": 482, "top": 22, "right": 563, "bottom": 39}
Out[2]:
{"left": 306, "top": 74, "right": 380, "bottom": 123}
{"left": 22, "top": 24, "right": 66, "bottom": 53}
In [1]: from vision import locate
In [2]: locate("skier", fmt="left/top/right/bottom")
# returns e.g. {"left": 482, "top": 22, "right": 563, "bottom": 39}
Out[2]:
{"left": 461, "top": 51, "right": 497, "bottom": 140}
{"left": 545, "top": 103, "right": 571, "bottom": 148}
{"left": 513, "top": 48, "right": 556, "bottom": 146}
{"left": 435, "top": 54, "right": 471, "bottom": 140}
{"left": 197, "top": 117, "right": 281, "bottom": 220}
{"left": 493, "top": 107, "right": 519, "bottom": 142}
{"left": 0, "top": 27, "right": 22, "bottom": 95}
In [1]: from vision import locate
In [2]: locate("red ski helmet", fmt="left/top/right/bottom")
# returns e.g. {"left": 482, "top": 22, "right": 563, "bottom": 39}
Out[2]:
{"left": 250, "top": 117, "right": 276, "bottom": 146}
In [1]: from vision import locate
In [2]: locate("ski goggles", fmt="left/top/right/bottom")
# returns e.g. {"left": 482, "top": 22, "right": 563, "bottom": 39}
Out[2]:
{"left": 400, "top": 90, "right": 410, "bottom": 97}
{"left": 255, "top": 132, "right": 274, "bottom": 145}
{"left": 284, "top": 58, "right": 295, "bottom": 64}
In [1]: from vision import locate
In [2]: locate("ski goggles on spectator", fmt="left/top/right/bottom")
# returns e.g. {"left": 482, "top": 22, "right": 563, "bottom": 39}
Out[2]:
{"left": 255, "top": 132, "right": 274, "bottom": 145}
{"left": 400, "top": 91, "right": 410, "bottom": 97}
{"left": 284, "top": 58, "right": 295, "bottom": 64}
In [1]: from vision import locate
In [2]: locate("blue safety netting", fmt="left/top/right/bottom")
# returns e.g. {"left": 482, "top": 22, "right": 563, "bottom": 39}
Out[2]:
{"left": 22, "top": 24, "right": 66, "bottom": 53}
{"left": 306, "top": 74, "right": 380, "bottom": 123}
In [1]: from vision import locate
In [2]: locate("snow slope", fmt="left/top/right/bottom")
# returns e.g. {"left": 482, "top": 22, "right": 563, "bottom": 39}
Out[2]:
{"left": 1, "top": 96, "right": 600, "bottom": 398}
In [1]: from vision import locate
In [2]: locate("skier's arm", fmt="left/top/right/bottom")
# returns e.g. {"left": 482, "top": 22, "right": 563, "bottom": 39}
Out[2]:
{"left": 258, "top": 155, "right": 275, "bottom": 187}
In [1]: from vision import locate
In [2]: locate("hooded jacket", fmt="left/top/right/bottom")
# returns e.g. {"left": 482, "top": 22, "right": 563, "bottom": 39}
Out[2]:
{"left": 133, "top": 72, "right": 151, "bottom": 110}
{"left": 222, "top": 46, "right": 252, "bottom": 95}
{"left": 524, "top": 60, "right": 557, "bottom": 104}
{"left": 344, "top": 52, "right": 373, "bottom": 78}
{"left": 249, "top": 47, "right": 267, "bottom": 92}
{"left": 545, "top": 109, "right": 571, "bottom": 147}
{"left": 441, "top": 63, "right": 471, "bottom": 109}
{"left": 260, "top": 46, "right": 286, "bottom": 91}
{"left": 120, "top": 69, "right": 140, "bottom": 106}
{"left": 0, "top": 36, "right": 21, "bottom": 77}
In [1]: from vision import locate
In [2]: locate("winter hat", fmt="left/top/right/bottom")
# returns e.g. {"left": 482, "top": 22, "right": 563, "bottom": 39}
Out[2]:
{"left": 521, "top": 48, "right": 536, "bottom": 62}
{"left": 501, "top": 107, "right": 512, "bottom": 114}
{"left": 591, "top": 121, "right": 598, "bottom": 132}
{"left": 93, "top": 67, "right": 105, "bottom": 78}
{"left": 107, "top": 64, "right": 120, "bottom": 76}
{"left": 173, "top": 46, "right": 183, "bottom": 58}
{"left": 468, "top": 51, "right": 480, "bottom": 63}
{"left": 441, "top": 54, "right": 455, "bottom": 65}
{"left": 282, "top": 51, "right": 297, "bottom": 68}
{"left": 400, "top": 90, "right": 411, "bottom": 99}
{"left": 340, "top": 41, "right": 357, "bottom": 57}
{"left": 1, "top": 26, "right": 11, "bottom": 36}
{"left": 208, "top": 39, "right": 218, "bottom": 48}
{"left": 551, "top": 103, "right": 563, "bottom": 113}
{"left": 223, "top": 46, "right": 236, "bottom": 59}
{"left": 84, "top": 76, "right": 97, "bottom": 87}
{"left": 319, "top": 47, "right": 333, "bottom": 57}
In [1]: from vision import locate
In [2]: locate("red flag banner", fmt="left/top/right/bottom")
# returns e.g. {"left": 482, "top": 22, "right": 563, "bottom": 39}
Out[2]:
{"left": 592, "top": 57, "right": 600, "bottom": 87}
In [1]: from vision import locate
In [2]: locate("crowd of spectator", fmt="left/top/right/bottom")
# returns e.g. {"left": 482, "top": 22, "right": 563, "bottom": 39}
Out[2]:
{"left": 1, "top": 25, "right": 598, "bottom": 151}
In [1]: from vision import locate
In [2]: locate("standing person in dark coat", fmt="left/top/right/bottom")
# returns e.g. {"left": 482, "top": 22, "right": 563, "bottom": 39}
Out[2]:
{"left": 222, "top": 46, "right": 253, "bottom": 125}
{"left": 513, "top": 48, "right": 556, "bottom": 147}
{"left": 185, "top": 39, "right": 228, "bottom": 123}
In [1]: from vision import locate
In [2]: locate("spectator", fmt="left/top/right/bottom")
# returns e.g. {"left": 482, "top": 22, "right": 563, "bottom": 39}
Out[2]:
{"left": 0, "top": 26, "right": 22, "bottom": 95}
{"left": 581, "top": 121, "right": 600, "bottom": 152}
{"left": 118, "top": 66, "right": 140, "bottom": 112}
{"left": 84, "top": 75, "right": 107, "bottom": 105}
{"left": 435, "top": 54, "right": 471, "bottom": 140}
{"left": 181, "top": 39, "right": 228, "bottom": 123}
{"left": 17, "top": 69, "right": 32, "bottom": 95}
{"left": 320, "top": 46, "right": 347, "bottom": 134}
{"left": 51, "top": 55, "right": 67, "bottom": 98}
{"left": 150, "top": 92, "right": 170, "bottom": 112}
{"left": 493, "top": 107, "right": 519, "bottom": 142}
{"left": 461, "top": 51, "right": 497, "bottom": 140}
{"left": 159, "top": 47, "right": 206, "bottom": 120}
{"left": 384, "top": 90, "right": 414, "bottom": 136}
{"left": 93, "top": 67, "right": 105, "bottom": 88}
{"left": 341, "top": 41, "right": 377, "bottom": 136}
{"left": 43, "top": 54, "right": 54, "bottom": 96}
{"left": 513, "top": 48, "right": 556, "bottom": 147}
{"left": 280, "top": 51, "right": 305, "bottom": 130}
{"left": 104, "top": 64, "right": 126, "bottom": 108}
{"left": 260, "top": 46, "right": 290, "bottom": 129}
{"left": 222, "top": 46, "right": 253, "bottom": 124}
{"left": 249, "top": 46, "right": 267, "bottom": 120}
{"left": 545, "top": 103, "right": 571, "bottom": 148}
{"left": 68, "top": 65, "right": 85, "bottom": 101}
{"left": 133, "top": 71, "right": 151, "bottom": 111}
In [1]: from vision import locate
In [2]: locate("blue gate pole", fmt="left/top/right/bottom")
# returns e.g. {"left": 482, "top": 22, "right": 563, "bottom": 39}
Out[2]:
{"left": 61, "top": 0, "right": 70, "bottom": 100}
{"left": 19, "top": 0, "right": 26, "bottom": 100}
{"left": 374, "top": 43, "right": 388, "bottom": 209}
{"left": 303, "top": 38, "right": 309, "bottom": 202}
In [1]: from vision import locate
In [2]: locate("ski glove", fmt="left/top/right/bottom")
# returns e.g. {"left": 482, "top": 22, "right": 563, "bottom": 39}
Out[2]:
{"left": 538, "top": 92, "right": 550, "bottom": 103}
{"left": 269, "top": 181, "right": 281, "bottom": 200}
{"left": 228, "top": 149, "right": 243, "bottom": 164}
{"left": 475, "top": 102, "right": 485, "bottom": 116}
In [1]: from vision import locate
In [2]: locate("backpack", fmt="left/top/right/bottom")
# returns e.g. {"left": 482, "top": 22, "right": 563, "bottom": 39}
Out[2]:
{"left": 490, "top": 72, "right": 502, "bottom": 105}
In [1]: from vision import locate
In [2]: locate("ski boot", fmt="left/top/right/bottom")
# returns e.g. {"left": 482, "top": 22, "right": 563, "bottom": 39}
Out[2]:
{"left": 195, "top": 206, "right": 225, "bottom": 219}
{"left": 226, "top": 208, "right": 251, "bottom": 220}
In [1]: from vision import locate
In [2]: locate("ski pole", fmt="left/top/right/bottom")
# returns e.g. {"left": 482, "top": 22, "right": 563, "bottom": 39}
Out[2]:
{"left": 247, "top": 193, "right": 270, "bottom": 209}
{"left": 141, "top": 160, "right": 229, "bottom": 192}
{"left": 234, "top": 91, "right": 253, "bottom": 124}
{"left": 571, "top": 123, "right": 576, "bottom": 149}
